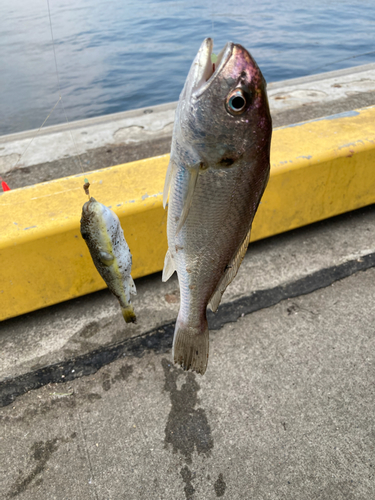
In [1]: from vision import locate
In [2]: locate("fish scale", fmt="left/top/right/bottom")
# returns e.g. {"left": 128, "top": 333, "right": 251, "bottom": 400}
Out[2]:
{"left": 172, "top": 167, "right": 252, "bottom": 310}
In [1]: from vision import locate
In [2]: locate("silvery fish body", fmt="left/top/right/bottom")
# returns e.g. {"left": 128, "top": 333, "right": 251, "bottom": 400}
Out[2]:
{"left": 80, "top": 197, "right": 136, "bottom": 323}
{"left": 163, "top": 38, "right": 272, "bottom": 374}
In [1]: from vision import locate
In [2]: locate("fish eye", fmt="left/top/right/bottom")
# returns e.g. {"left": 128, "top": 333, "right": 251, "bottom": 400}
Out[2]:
{"left": 226, "top": 88, "right": 247, "bottom": 115}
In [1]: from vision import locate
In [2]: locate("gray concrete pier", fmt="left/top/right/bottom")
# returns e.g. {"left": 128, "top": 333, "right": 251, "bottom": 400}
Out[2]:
{"left": 1, "top": 65, "right": 375, "bottom": 499}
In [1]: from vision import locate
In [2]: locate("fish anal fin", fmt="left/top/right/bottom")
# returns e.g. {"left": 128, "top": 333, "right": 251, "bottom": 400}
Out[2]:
{"left": 162, "top": 249, "right": 175, "bottom": 282}
{"left": 208, "top": 227, "right": 252, "bottom": 313}
{"left": 124, "top": 275, "right": 137, "bottom": 296}
{"left": 175, "top": 166, "right": 199, "bottom": 235}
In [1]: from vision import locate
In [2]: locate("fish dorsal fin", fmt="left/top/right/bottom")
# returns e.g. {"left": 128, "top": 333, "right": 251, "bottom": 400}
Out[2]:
{"left": 208, "top": 227, "right": 252, "bottom": 313}
{"left": 162, "top": 249, "right": 175, "bottom": 282}
{"left": 175, "top": 166, "right": 199, "bottom": 236}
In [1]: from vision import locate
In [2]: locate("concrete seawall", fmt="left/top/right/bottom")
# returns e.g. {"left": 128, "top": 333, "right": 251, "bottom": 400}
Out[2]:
{"left": 1, "top": 63, "right": 375, "bottom": 189}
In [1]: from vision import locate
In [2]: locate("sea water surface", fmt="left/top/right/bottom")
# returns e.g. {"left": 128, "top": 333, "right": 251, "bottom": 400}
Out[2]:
{"left": 1, "top": 0, "right": 374, "bottom": 136}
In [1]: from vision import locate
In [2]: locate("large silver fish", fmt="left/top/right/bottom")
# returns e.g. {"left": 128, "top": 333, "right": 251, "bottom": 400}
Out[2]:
{"left": 163, "top": 38, "right": 272, "bottom": 374}
{"left": 80, "top": 197, "right": 137, "bottom": 323}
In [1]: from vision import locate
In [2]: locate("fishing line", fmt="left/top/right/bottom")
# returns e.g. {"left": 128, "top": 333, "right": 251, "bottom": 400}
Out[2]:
{"left": 46, "top": 0, "right": 85, "bottom": 177}
{"left": 309, "top": 50, "right": 375, "bottom": 74}
{"left": 8, "top": 95, "right": 62, "bottom": 174}
{"left": 0, "top": 95, "right": 63, "bottom": 192}
{"left": 1, "top": 0, "right": 87, "bottom": 194}
{"left": 210, "top": 0, "right": 215, "bottom": 39}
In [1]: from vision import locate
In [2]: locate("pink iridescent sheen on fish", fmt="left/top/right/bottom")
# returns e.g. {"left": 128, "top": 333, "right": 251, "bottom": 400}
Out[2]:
{"left": 163, "top": 38, "right": 272, "bottom": 374}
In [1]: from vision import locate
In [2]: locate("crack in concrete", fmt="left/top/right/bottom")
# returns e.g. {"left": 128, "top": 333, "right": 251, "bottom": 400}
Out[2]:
{"left": 77, "top": 412, "right": 100, "bottom": 500}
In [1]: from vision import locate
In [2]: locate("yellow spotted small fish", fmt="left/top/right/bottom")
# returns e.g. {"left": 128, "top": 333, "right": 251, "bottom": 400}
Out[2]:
{"left": 80, "top": 197, "right": 136, "bottom": 323}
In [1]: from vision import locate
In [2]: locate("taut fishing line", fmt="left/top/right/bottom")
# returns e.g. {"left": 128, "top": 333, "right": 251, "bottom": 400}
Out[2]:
{"left": 0, "top": 95, "right": 63, "bottom": 192}
{"left": 1, "top": 0, "right": 87, "bottom": 196}
{"left": 310, "top": 50, "right": 375, "bottom": 75}
{"left": 48, "top": 5, "right": 148, "bottom": 462}
{"left": 46, "top": 0, "right": 85, "bottom": 179}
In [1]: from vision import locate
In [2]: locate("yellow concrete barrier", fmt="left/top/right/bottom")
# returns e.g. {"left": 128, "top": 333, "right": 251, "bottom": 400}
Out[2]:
{"left": 1, "top": 106, "right": 375, "bottom": 320}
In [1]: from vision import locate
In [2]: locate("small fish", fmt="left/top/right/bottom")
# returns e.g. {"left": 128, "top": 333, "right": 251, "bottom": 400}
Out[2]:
{"left": 80, "top": 197, "right": 136, "bottom": 323}
{"left": 163, "top": 38, "right": 272, "bottom": 374}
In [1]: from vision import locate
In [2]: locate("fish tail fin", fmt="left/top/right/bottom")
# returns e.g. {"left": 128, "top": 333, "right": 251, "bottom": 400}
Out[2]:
{"left": 172, "top": 313, "right": 209, "bottom": 375}
{"left": 122, "top": 304, "right": 137, "bottom": 324}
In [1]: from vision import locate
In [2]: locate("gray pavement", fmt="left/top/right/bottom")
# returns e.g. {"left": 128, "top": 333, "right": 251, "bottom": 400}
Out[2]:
{"left": 1, "top": 65, "right": 375, "bottom": 499}
{"left": 1, "top": 204, "right": 375, "bottom": 499}
{"left": 1, "top": 240, "right": 375, "bottom": 499}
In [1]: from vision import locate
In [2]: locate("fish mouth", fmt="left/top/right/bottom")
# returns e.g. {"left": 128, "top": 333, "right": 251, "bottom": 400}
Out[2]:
{"left": 192, "top": 38, "right": 233, "bottom": 98}
{"left": 82, "top": 196, "right": 96, "bottom": 214}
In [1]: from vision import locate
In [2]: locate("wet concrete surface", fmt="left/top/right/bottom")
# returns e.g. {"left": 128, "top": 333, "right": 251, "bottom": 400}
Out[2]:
{"left": 1, "top": 264, "right": 375, "bottom": 499}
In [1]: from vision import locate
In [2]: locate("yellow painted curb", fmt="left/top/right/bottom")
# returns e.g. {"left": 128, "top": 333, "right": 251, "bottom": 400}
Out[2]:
{"left": 1, "top": 106, "right": 375, "bottom": 320}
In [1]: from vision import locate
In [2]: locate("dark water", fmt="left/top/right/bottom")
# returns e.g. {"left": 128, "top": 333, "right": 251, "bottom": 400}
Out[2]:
{"left": 1, "top": 0, "right": 374, "bottom": 136}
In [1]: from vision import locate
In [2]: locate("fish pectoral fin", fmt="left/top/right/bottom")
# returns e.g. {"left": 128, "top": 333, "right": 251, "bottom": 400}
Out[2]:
{"left": 175, "top": 166, "right": 200, "bottom": 235}
{"left": 162, "top": 249, "right": 175, "bottom": 282}
{"left": 99, "top": 251, "right": 114, "bottom": 266}
{"left": 163, "top": 160, "right": 174, "bottom": 209}
{"left": 208, "top": 226, "right": 252, "bottom": 313}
